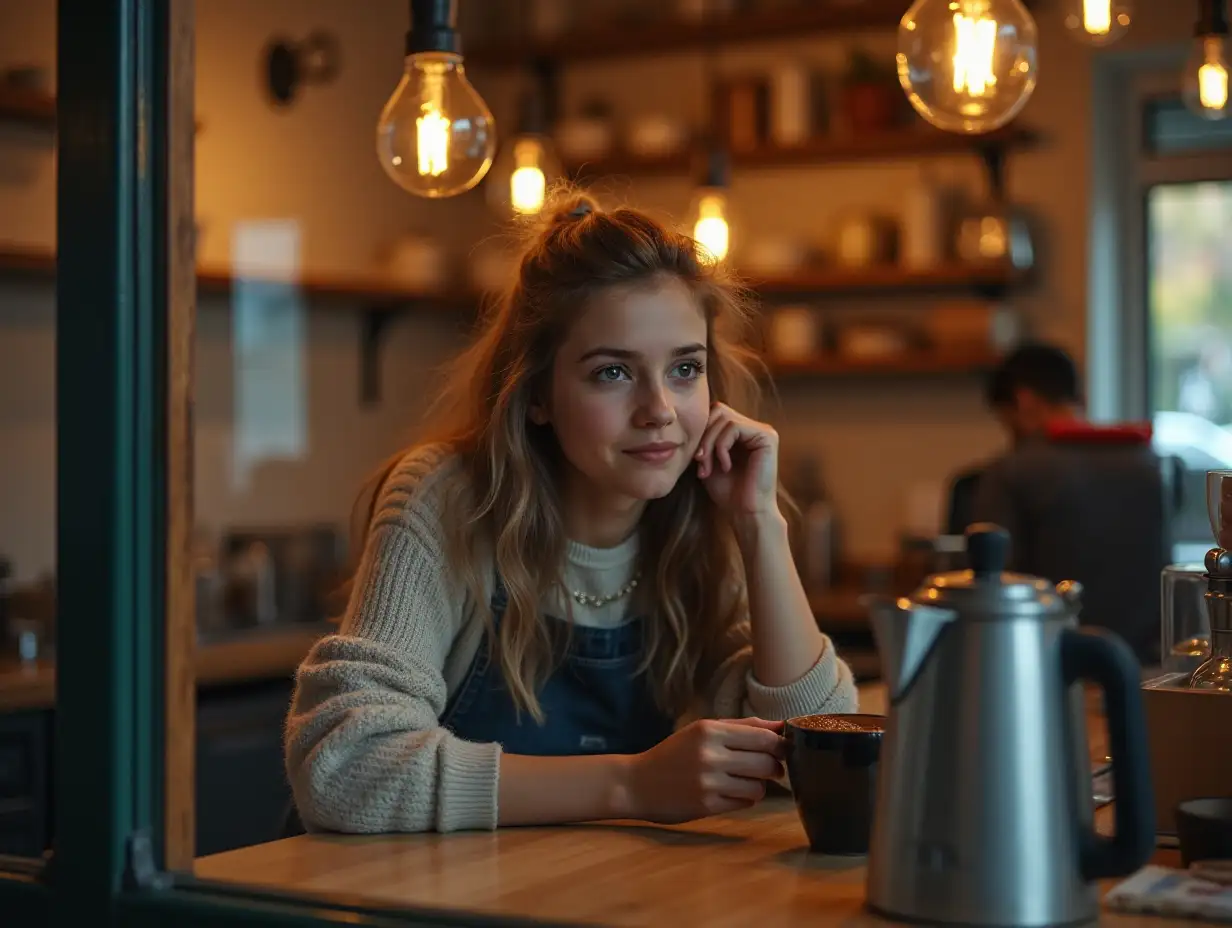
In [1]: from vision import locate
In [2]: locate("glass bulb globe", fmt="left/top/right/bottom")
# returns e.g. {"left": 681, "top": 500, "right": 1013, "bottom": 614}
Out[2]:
{"left": 690, "top": 188, "right": 732, "bottom": 265}
{"left": 1184, "top": 35, "right": 1231, "bottom": 121}
{"left": 376, "top": 51, "right": 496, "bottom": 198}
{"left": 1063, "top": 0, "right": 1131, "bottom": 46}
{"left": 485, "top": 134, "right": 561, "bottom": 219}
{"left": 897, "top": 0, "right": 1039, "bottom": 134}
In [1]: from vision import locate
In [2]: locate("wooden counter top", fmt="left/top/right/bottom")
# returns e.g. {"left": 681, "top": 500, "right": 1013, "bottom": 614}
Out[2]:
{"left": 195, "top": 685, "right": 1200, "bottom": 927}
{"left": 195, "top": 799, "right": 1189, "bottom": 927}
{"left": 0, "top": 624, "right": 327, "bottom": 711}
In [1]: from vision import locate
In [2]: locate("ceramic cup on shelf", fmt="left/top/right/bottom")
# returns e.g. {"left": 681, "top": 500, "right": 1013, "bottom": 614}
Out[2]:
{"left": 955, "top": 200, "right": 1034, "bottom": 269}
{"left": 626, "top": 115, "right": 688, "bottom": 159}
{"left": 743, "top": 238, "right": 808, "bottom": 277}
{"left": 555, "top": 116, "right": 614, "bottom": 164}
{"left": 834, "top": 213, "right": 897, "bottom": 268}
{"left": 767, "top": 305, "right": 819, "bottom": 362}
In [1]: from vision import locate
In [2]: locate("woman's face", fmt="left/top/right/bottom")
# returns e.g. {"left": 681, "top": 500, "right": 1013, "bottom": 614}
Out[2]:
{"left": 532, "top": 276, "right": 711, "bottom": 541}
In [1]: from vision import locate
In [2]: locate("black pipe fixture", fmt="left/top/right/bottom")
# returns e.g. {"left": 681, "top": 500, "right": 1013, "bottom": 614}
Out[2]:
{"left": 697, "top": 143, "right": 730, "bottom": 192}
{"left": 1196, "top": 0, "right": 1230, "bottom": 36}
{"left": 406, "top": 0, "right": 462, "bottom": 56}
{"left": 263, "top": 31, "right": 341, "bottom": 107}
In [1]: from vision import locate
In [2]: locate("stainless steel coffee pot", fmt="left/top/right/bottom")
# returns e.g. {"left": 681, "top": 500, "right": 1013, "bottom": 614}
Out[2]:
{"left": 866, "top": 524, "right": 1155, "bottom": 927}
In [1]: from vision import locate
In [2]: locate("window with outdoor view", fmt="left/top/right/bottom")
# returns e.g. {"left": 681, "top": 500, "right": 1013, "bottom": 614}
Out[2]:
{"left": 1144, "top": 97, "right": 1232, "bottom": 553}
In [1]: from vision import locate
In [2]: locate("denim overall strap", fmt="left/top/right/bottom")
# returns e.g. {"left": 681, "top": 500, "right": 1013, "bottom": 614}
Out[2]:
{"left": 440, "top": 576, "right": 676, "bottom": 756}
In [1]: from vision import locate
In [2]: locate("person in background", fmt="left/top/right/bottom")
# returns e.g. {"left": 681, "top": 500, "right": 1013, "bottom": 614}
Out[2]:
{"left": 984, "top": 342, "right": 1084, "bottom": 446}
{"left": 284, "top": 190, "right": 857, "bottom": 835}
{"left": 944, "top": 343, "right": 1083, "bottom": 535}
{"left": 971, "top": 343, "right": 1167, "bottom": 663}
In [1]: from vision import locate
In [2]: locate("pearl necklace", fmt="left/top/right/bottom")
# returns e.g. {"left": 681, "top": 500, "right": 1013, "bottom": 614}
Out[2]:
{"left": 570, "top": 571, "right": 641, "bottom": 609}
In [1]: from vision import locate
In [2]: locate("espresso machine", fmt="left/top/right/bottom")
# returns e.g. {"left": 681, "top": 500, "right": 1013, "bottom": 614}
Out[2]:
{"left": 1191, "top": 471, "right": 1232, "bottom": 691}
{"left": 1142, "top": 470, "right": 1232, "bottom": 837}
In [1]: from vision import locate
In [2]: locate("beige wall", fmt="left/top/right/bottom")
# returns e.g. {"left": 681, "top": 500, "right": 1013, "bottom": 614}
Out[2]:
{"left": 0, "top": 1, "right": 1198, "bottom": 581}
{"left": 0, "top": 0, "right": 482, "bottom": 581}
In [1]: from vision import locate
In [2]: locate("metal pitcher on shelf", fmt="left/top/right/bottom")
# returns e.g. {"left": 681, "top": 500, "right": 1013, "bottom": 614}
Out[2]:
{"left": 865, "top": 523, "right": 1155, "bottom": 927}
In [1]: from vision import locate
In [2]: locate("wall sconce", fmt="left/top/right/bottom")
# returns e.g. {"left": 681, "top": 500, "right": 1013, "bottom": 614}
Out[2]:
{"left": 263, "top": 31, "right": 342, "bottom": 107}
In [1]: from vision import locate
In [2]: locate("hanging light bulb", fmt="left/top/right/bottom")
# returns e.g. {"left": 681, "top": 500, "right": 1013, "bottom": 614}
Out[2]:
{"left": 1184, "top": 0, "right": 1231, "bottom": 120}
{"left": 376, "top": 0, "right": 496, "bottom": 197}
{"left": 486, "top": 88, "right": 561, "bottom": 219}
{"left": 693, "top": 191, "right": 731, "bottom": 264}
{"left": 897, "top": 0, "right": 1039, "bottom": 134}
{"left": 689, "top": 147, "right": 733, "bottom": 265}
{"left": 510, "top": 139, "right": 550, "bottom": 213}
{"left": 1063, "top": 0, "right": 1131, "bottom": 45}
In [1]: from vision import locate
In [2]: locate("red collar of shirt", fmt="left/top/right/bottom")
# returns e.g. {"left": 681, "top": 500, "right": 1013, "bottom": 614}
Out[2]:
{"left": 1044, "top": 420, "right": 1153, "bottom": 444}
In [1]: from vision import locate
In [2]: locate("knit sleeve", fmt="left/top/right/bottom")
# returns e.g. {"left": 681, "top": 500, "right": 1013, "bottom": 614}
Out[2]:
{"left": 284, "top": 453, "right": 501, "bottom": 834}
{"left": 701, "top": 598, "right": 858, "bottom": 722}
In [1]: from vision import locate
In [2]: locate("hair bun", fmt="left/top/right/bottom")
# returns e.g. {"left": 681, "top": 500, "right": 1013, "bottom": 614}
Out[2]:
{"left": 548, "top": 196, "right": 597, "bottom": 226}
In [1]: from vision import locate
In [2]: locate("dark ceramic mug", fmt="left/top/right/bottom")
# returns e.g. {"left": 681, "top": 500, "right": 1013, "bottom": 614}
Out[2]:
{"left": 1176, "top": 797, "right": 1232, "bottom": 868}
{"left": 784, "top": 713, "right": 885, "bottom": 855}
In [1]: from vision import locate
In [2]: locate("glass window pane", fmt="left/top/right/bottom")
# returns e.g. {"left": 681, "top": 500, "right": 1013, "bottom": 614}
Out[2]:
{"left": 186, "top": 0, "right": 476, "bottom": 866}
{"left": 1147, "top": 180, "right": 1232, "bottom": 550}
{"left": 0, "top": 0, "right": 57, "bottom": 864}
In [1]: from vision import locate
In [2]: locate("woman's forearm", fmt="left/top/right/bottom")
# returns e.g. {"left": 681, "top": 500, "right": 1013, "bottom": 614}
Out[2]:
{"left": 734, "top": 511, "right": 827, "bottom": 687}
{"left": 497, "top": 752, "right": 635, "bottom": 826}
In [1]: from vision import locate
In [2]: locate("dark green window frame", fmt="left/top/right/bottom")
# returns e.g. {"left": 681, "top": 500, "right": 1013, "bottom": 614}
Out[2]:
{"left": 0, "top": 2, "right": 550, "bottom": 925}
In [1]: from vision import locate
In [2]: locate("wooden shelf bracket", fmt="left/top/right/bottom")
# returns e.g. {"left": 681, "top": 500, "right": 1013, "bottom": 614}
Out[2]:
{"left": 359, "top": 307, "right": 399, "bottom": 406}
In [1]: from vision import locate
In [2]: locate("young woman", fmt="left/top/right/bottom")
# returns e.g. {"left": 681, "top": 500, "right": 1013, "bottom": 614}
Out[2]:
{"left": 285, "top": 192, "right": 857, "bottom": 834}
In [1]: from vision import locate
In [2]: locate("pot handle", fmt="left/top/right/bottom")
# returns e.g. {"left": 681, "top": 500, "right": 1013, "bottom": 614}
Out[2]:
{"left": 1061, "top": 626, "right": 1156, "bottom": 882}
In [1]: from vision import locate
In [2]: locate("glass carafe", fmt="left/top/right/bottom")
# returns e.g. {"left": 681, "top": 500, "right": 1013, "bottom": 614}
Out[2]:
{"left": 1192, "top": 472, "right": 1232, "bottom": 691}
{"left": 1161, "top": 564, "right": 1210, "bottom": 675}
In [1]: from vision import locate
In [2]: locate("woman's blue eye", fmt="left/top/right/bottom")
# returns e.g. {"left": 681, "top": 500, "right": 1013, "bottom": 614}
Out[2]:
{"left": 595, "top": 365, "right": 630, "bottom": 382}
{"left": 672, "top": 360, "right": 705, "bottom": 379}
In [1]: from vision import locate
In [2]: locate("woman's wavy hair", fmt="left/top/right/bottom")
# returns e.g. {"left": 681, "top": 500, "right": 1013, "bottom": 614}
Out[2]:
{"left": 349, "top": 186, "right": 777, "bottom": 722}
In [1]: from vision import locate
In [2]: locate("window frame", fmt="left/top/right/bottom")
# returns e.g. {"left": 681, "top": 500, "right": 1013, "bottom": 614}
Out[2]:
{"left": 0, "top": 2, "right": 537, "bottom": 925}
{"left": 1091, "top": 48, "right": 1232, "bottom": 421}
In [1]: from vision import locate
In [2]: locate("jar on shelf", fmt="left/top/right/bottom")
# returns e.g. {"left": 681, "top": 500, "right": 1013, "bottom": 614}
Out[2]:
{"left": 955, "top": 197, "right": 1034, "bottom": 269}
{"left": 767, "top": 305, "right": 819, "bottom": 362}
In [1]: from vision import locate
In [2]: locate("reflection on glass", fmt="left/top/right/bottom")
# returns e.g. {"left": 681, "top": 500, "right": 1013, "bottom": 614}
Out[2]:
{"left": 0, "top": 286, "right": 57, "bottom": 864}
{"left": 1148, "top": 181, "right": 1232, "bottom": 547}
{"left": 0, "top": 0, "right": 58, "bottom": 863}
{"left": 229, "top": 221, "right": 308, "bottom": 492}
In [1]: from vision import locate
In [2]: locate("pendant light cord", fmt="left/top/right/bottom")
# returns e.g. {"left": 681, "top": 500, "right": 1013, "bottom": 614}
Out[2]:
{"left": 699, "top": 9, "right": 729, "bottom": 188}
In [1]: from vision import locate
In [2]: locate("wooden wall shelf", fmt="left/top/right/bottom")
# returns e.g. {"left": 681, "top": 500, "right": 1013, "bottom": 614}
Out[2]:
{"left": 469, "top": 0, "right": 912, "bottom": 67}
{"left": 0, "top": 88, "right": 56, "bottom": 127}
{"left": 0, "top": 244, "right": 474, "bottom": 406}
{"left": 2, "top": 247, "right": 1013, "bottom": 303}
{"left": 569, "top": 126, "right": 1035, "bottom": 180}
{"left": 748, "top": 261, "right": 1021, "bottom": 296}
{"left": 0, "top": 89, "right": 205, "bottom": 133}
{"left": 0, "top": 244, "right": 471, "bottom": 308}
{"left": 0, "top": 246, "right": 1010, "bottom": 394}
{"left": 767, "top": 348, "right": 1001, "bottom": 379}
{"left": 0, "top": 244, "right": 54, "bottom": 275}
